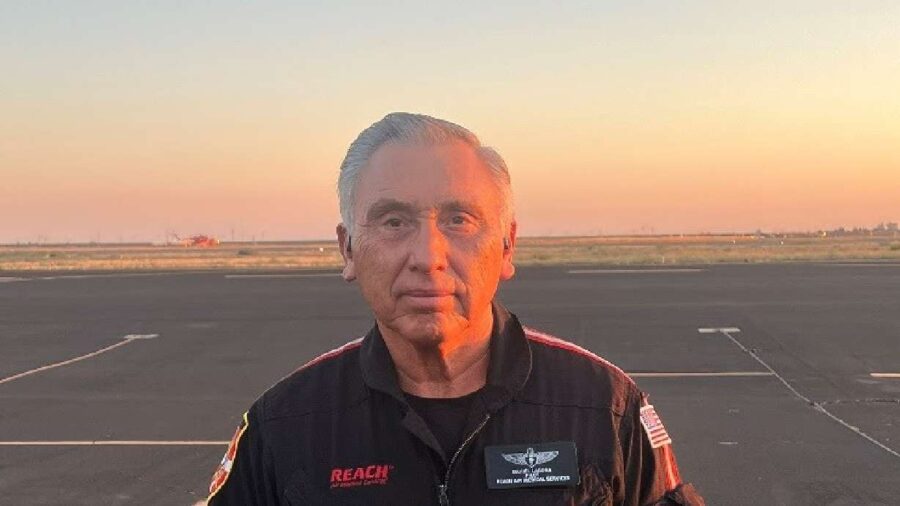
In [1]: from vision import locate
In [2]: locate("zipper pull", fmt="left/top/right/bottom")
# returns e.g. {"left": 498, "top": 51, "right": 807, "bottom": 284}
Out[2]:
{"left": 438, "top": 483, "right": 449, "bottom": 506}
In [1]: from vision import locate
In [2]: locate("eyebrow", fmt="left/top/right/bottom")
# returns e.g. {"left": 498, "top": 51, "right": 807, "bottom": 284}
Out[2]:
{"left": 441, "top": 200, "right": 485, "bottom": 218}
{"left": 363, "top": 198, "right": 487, "bottom": 223}
{"left": 364, "top": 199, "right": 417, "bottom": 223}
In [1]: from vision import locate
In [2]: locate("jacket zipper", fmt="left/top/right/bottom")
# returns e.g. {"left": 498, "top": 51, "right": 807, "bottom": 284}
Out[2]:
{"left": 437, "top": 413, "right": 491, "bottom": 506}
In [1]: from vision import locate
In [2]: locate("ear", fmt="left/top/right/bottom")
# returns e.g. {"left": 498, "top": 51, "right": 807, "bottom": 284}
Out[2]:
{"left": 499, "top": 220, "right": 517, "bottom": 281}
{"left": 336, "top": 224, "right": 356, "bottom": 282}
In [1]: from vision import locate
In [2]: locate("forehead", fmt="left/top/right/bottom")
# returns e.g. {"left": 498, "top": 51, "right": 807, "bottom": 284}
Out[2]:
{"left": 354, "top": 141, "right": 501, "bottom": 213}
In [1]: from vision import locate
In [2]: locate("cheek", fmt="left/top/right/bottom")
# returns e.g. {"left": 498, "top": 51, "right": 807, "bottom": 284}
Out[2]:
{"left": 455, "top": 242, "right": 503, "bottom": 298}
{"left": 354, "top": 244, "right": 406, "bottom": 311}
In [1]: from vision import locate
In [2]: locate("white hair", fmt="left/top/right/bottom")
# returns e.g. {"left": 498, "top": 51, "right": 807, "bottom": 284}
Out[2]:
{"left": 337, "top": 112, "right": 514, "bottom": 236}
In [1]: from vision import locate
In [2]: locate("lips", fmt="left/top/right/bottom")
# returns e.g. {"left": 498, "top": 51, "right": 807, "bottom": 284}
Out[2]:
{"left": 399, "top": 289, "right": 457, "bottom": 309}
{"left": 403, "top": 289, "right": 454, "bottom": 297}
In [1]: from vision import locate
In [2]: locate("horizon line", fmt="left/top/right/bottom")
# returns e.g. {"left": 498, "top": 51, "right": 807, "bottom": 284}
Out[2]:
{"left": 3, "top": 228, "right": 898, "bottom": 247}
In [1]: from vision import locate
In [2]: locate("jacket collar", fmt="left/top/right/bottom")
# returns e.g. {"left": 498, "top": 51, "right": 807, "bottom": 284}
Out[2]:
{"left": 358, "top": 301, "right": 532, "bottom": 412}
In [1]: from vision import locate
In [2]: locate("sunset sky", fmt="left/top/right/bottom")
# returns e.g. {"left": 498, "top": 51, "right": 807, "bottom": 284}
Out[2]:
{"left": 2, "top": 1, "right": 898, "bottom": 243}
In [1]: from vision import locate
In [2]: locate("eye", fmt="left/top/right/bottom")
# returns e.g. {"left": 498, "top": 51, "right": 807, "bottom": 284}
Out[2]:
{"left": 381, "top": 216, "right": 410, "bottom": 230}
{"left": 447, "top": 213, "right": 478, "bottom": 231}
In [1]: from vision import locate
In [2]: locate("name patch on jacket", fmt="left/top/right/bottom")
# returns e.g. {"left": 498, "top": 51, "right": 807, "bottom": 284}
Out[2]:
{"left": 484, "top": 441, "right": 579, "bottom": 489}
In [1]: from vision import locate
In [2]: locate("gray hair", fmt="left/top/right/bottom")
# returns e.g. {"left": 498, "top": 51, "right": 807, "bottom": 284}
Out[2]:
{"left": 337, "top": 112, "right": 514, "bottom": 236}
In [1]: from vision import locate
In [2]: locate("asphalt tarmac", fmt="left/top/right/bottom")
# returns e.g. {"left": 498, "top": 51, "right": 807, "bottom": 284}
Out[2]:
{"left": 1, "top": 263, "right": 898, "bottom": 505}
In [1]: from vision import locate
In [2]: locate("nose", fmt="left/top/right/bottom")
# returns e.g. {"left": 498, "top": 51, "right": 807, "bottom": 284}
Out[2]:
{"left": 408, "top": 219, "right": 448, "bottom": 273}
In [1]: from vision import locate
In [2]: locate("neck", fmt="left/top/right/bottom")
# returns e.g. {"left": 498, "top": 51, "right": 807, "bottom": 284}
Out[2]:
{"left": 380, "top": 306, "right": 493, "bottom": 399}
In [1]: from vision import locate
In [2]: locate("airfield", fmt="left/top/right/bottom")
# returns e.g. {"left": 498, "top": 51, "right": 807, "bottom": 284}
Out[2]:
{"left": 1, "top": 263, "right": 898, "bottom": 505}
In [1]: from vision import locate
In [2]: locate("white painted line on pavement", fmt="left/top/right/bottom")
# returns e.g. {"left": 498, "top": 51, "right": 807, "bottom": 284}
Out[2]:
{"left": 630, "top": 371, "right": 773, "bottom": 378}
{"left": 704, "top": 327, "right": 900, "bottom": 460}
{"left": 0, "top": 440, "right": 227, "bottom": 446}
{"left": 0, "top": 334, "right": 159, "bottom": 386}
{"left": 37, "top": 272, "right": 189, "bottom": 280}
{"left": 823, "top": 263, "right": 900, "bottom": 267}
{"left": 0, "top": 277, "right": 26, "bottom": 283}
{"left": 698, "top": 327, "right": 741, "bottom": 334}
{"left": 568, "top": 269, "right": 704, "bottom": 274}
{"left": 871, "top": 373, "right": 900, "bottom": 378}
{"left": 224, "top": 273, "right": 341, "bottom": 279}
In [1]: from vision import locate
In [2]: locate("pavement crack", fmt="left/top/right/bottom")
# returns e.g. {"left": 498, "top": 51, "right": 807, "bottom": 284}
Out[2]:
{"left": 713, "top": 328, "right": 900, "bottom": 460}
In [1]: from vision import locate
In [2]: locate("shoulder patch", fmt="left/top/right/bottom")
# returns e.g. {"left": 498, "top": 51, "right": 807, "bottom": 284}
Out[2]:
{"left": 639, "top": 404, "right": 673, "bottom": 449}
{"left": 208, "top": 412, "right": 249, "bottom": 499}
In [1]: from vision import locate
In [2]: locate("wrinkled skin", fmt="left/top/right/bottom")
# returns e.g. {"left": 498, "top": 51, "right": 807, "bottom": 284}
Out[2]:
{"left": 337, "top": 140, "right": 516, "bottom": 353}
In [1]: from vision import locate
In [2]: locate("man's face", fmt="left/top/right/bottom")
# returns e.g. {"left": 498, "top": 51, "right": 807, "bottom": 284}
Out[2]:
{"left": 337, "top": 141, "right": 516, "bottom": 346}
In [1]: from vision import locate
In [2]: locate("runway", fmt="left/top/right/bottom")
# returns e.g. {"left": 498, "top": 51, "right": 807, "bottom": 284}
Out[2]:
{"left": 1, "top": 263, "right": 898, "bottom": 504}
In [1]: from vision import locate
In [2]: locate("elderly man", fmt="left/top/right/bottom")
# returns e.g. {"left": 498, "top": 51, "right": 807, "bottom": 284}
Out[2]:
{"left": 206, "top": 113, "right": 703, "bottom": 505}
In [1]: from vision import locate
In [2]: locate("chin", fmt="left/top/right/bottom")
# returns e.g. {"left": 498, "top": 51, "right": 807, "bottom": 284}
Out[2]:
{"left": 394, "top": 312, "right": 464, "bottom": 345}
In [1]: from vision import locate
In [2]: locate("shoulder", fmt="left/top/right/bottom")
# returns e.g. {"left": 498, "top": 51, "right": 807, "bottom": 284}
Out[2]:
{"left": 520, "top": 326, "right": 639, "bottom": 415}
{"left": 254, "top": 337, "right": 368, "bottom": 421}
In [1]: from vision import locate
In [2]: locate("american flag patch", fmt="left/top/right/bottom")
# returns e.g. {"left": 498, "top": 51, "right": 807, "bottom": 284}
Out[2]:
{"left": 209, "top": 413, "right": 249, "bottom": 497}
{"left": 639, "top": 404, "right": 673, "bottom": 449}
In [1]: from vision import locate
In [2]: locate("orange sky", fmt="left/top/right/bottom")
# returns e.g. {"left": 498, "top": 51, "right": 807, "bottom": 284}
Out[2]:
{"left": 1, "top": 2, "right": 897, "bottom": 243}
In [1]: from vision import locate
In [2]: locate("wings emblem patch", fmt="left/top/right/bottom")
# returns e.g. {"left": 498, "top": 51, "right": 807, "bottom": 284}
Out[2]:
{"left": 501, "top": 447, "right": 560, "bottom": 469}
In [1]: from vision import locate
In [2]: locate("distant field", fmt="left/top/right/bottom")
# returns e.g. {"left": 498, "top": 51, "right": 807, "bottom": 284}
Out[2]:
{"left": 1, "top": 235, "right": 899, "bottom": 271}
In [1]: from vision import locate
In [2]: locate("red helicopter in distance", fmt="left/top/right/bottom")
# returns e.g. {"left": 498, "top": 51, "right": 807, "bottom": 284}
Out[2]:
{"left": 172, "top": 234, "right": 220, "bottom": 247}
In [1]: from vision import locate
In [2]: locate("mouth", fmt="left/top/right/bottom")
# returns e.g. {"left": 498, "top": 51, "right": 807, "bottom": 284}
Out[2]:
{"left": 400, "top": 289, "right": 457, "bottom": 308}
{"left": 403, "top": 289, "right": 454, "bottom": 297}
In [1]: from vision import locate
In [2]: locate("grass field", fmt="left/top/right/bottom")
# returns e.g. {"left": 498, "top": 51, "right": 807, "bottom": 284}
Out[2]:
{"left": 2, "top": 235, "right": 899, "bottom": 272}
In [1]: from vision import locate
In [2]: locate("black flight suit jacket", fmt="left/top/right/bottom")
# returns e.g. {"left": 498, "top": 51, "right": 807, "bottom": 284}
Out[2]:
{"left": 207, "top": 302, "right": 704, "bottom": 505}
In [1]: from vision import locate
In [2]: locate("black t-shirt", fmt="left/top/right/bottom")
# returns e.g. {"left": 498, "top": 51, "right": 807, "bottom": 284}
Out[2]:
{"left": 404, "top": 389, "right": 483, "bottom": 459}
